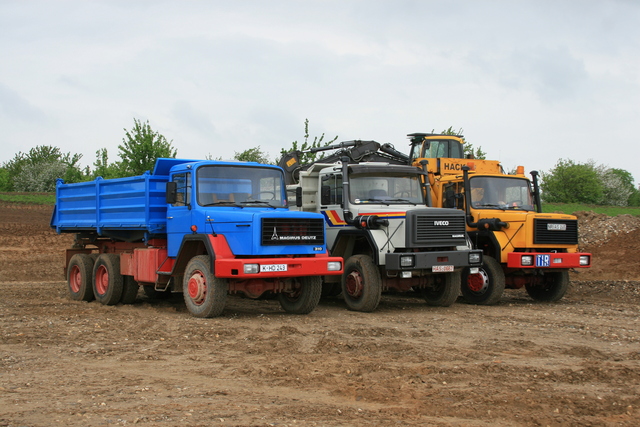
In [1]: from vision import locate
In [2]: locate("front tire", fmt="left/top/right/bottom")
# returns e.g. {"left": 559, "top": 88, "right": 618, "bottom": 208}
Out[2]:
{"left": 183, "top": 255, "right": 228, "bottom": 318}
{"left": 341, "top": 254, "right": 382, "bottom": 312}
{"left": 92, "top": 254, "right": 123, "bottom": 305}
{"left": 525, "top": 271, "right": 569, "bottom": 302}
{"left": 461, "top": 256, "right": 505, "bottom": 305}
{"left": 422, "top": 271, "right": 460, "bottom": 307}
{"left": 278, "top": 276, "right": 322, "bottom": 314}
{"left": 67, "top": 254, "right": 95, "bottom": 301}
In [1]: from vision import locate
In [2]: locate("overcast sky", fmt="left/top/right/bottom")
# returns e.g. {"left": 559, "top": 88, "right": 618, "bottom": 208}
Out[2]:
{"left": 1, "top": 0, "right": 639, "bottom": 183}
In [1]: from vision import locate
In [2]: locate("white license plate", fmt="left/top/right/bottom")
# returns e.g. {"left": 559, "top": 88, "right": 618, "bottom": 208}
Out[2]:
{"left": 260, "top": 264, "right": 288, "bottom": 272}
{"left": 432, "top": 265, "right": 454, "bottom": 272}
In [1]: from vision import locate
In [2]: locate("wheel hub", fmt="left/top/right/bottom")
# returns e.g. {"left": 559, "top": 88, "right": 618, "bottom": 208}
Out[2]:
{"left": 345, "top": 271, "right": 363, "bottom": 297}
{"left": 70, "top": 265, "right": 81, "bottom": 293}
{"left": 187, "top": 271, "right": 206, "bottom": 305}
{"left": 467, "top": 269, "right": 489, "bottom": 293}
{"left": 95, "top": 265, "right": 109, "bottom": 295}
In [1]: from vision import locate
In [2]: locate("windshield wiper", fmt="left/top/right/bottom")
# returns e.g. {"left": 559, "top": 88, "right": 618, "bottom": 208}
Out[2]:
{"left": 203, "top": 201, "right": 243, "bottom": 207}
{"left": 239, "top": 200, "right": 277, "bottom": 208}
{"left": 362, "top": 198, "right": 391, "bottom": 206}
{"left": 387, "top": 198, "right": 417, "bottom": 205}
{"left": 475, "top": 203, "right": 503, "bottom": 208}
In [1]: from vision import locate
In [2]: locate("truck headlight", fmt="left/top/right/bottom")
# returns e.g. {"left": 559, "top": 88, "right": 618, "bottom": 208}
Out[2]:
{"left": 400, "top": 255, "right": 415, "bottom": 268}
{"left": 521, "top": 255, "right": 533, "bottom": 266}
{"left": 244, "top": 264, "right": 259, "bottom": 274}
{"left": 580, "top": 255, "right": 591, "bottom": 266}
{"left": 327, "top": 261, "right": 342, "bottom": 271}
{"left": 468, "top": 252, "right": 481, "bottom": 264}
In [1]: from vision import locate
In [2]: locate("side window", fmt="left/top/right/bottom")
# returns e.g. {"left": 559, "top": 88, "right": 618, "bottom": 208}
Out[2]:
{"left": 172, "top": 172, "right": 191, "bottom": 207}
{"left": 330, "top": 174, "right": 342, "bottom": 205}
{"left": 442, "top": 183, "right": 456, "bottom": 208}
{"left": 321, "top": 174, "right": 342, "bottom": 205}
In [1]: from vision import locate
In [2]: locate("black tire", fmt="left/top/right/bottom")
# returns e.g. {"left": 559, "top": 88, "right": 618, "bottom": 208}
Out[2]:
{"left": 92, "top": 254, "right": 124, "bottom": 306}
{"left": 278, "top": 276, "right": 322, "bottom": 314}
{"left": 67, "top": 254, "right": 95, "bottom": 301}
{"left": 183, "top": 255, "right": 228, "bottom": 318}
{"left": 525, "top": 271, "right": 570, "bottom": 302}
{"left": 341, "top": 254, "right": 382, "bottom": 312}
{"left": 120, "top": 275, "right": 139, "bottom": 304}
{"left": 422, "top": 271, "right": 461, "bottom": 307}
{"left": 460, "top": 256, "right": 505, "bottom": 305}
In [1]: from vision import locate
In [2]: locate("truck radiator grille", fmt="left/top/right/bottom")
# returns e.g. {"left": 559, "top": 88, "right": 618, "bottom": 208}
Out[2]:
{"left": 534, "top": 219, "right": 578, "bottom": 245}
{"left": 261, "top": 218, "right": 325, "bottom": 246}
{"left": 406, "top": 210, "right": 467, "bottom": 248}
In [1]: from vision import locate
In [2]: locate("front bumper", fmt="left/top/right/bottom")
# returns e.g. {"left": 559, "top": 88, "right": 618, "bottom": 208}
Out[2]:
{"left": 385, "top": 249, "right": 483, "bottom": 271}
{"left": 215, "top": 256, "right": 344, "bottom": 278}
{"left": 507, "top": 252, "right": 591, "bottom": 269}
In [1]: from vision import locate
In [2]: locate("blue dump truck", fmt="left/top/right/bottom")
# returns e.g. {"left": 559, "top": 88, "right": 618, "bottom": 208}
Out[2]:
{"left": 51, "top": 158, "right": 343, "bottom": 317}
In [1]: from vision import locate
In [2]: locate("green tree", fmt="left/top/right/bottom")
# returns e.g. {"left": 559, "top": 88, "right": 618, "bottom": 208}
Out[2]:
{"left": 92, "top": 148, "right": 124, "bottom": 179}
{"left": 439, "top": 126, "right": 486, "bottom": 160}
{"left": 0, "top": 166, "right": 10, "bottom": 191}
{"left": 119, "top": 119, "right": 177, "bottom": 176}
{"left": 234, "top": 146, "right": 271, "bottom": 164}
{"left": 540, "top": 159, "right": 604, "bottom": 204}
{"left": 3, "top": 145, "right": 85, "bottom": 191}
{"left": 279, "top": 118, "right": 338, "bottom": 164}
{"left": 629, "top": 185, "right": 640, "bottom": 207}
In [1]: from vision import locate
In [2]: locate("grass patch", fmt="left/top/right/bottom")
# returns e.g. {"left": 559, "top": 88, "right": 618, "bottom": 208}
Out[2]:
{"left": 543, "top": 203, "right": 640, "bottom": 217}
{"left": 0, "top": 192, "right": 55, "bottom": 205}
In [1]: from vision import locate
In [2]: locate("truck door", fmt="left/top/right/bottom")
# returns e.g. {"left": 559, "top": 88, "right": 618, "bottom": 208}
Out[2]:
{"left": 166, "top": 172, "right": 192, "bottom": 258}
{"left": 320, "top": 172, "right": 344, "bottom": 245}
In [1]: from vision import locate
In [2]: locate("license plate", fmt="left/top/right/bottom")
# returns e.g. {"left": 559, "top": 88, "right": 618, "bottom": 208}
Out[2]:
{"left": 535, "top": 254, "right": 550, "bottom": 267}
{"left": 260, "top": 264, "right": 288, "bottom": 272}
{"left": 432, "top": 265, "right": 454, "bottom": 272}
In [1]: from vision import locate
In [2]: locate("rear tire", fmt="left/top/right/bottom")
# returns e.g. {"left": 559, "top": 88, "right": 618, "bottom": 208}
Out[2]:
{"left": 92, "top": 254, "right": 124, "bottom": 305}
{"left": 278, "top": 276, "right": 322, "bottom": 314}
{"left": 341, "top": 254, "right": 382, "bottom": 312}
{"left": 422, "top": 271, "right": 460, "bottom": 307}
{"left": 120, "top": 276, "right": 139, "bottom": 304}
{"left": 183, "top": 255, "right": 228, "bottom": 318}
{"left": 460, "top": 256, "right": 505, "bottom": 305}
{"left": 526, "top": 271, "right": 570, "bottom": 302}
{"left": 67, "top": 254, "right": 95, "bottom": 301}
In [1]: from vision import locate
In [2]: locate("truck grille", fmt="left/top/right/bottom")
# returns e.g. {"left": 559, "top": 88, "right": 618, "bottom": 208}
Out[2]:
{"left": 534, "top": 219, "right": 578, "bottom": 245}
{"left": 406, "top": 209, "right": 467, "bottom": 248}
{"left": 261, "top": 218, "right": 325, "bottom": 246}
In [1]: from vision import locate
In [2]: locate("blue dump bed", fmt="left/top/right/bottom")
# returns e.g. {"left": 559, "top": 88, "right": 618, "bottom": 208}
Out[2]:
{"left": 51, "top": 172, "right": 169, "bottom": 240}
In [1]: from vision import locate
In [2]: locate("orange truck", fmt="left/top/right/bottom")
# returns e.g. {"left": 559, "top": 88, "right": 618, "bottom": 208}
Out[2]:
{"left": 407, "top": 133, "right": 591, "bottom": 304}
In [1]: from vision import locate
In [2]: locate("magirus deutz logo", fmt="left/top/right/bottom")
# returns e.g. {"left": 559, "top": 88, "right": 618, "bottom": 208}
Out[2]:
{"left": 271, "top": 227, "right": 317, "bottom": 241}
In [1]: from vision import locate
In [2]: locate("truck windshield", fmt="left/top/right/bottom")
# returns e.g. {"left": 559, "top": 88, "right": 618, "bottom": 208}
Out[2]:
{"left": 196, "top": 165, "right": 285, "bottom": 207}
{"left": 469, "top": 176, "right": 533, "bottom": 210}
{"left": 349, "top": 173, "right": 424, "bottom": 205}
{"left": 410, "top": 138, "right": 464, "bottom": 161}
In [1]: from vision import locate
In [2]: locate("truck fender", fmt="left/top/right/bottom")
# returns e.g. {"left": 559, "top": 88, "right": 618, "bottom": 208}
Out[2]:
{"left": 331, "top": 229, "right": 380, "bottom": 264}
{"left": 467, "top": 230, "right": 502, "bottom": 261}
{"left": 172, "top": 235, "right": 216, "bottom": 280}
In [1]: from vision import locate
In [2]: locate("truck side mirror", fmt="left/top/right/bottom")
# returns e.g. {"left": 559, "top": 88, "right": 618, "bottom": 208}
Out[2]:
{"left": 320, "top": 185, "right": 331, "bottom": 205}
{"left": 166, "top": 182, "right": 177, "bottom": 204}
{"left": 295, "top": 186, "right": 302, "bottom": 207}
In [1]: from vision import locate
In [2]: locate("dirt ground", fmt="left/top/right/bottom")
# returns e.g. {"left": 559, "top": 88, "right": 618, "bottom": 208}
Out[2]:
{"left": 1, "top": 202, "right": 639, "bottom": 427}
